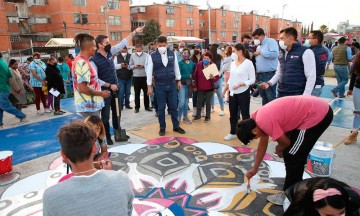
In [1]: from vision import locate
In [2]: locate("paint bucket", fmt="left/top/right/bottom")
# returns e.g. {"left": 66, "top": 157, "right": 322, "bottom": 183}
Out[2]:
{"left": 306, "top": 141, "right": 334, "bottom": 177}
{"left": 0, "top": 151, "right": 13, "bottom": 175}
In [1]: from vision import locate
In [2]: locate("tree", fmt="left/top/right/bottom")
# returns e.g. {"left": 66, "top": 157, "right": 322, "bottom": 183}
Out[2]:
{"left": 142, "top": 19, "right": 162, "bottom": 45}
{"left": 319, "top": 25, "right": 329, "bottom": 33}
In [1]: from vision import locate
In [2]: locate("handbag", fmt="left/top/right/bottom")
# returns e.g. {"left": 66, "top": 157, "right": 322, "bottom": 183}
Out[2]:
{"left": 212, "top": 80, "right": 220, "bottom": 89}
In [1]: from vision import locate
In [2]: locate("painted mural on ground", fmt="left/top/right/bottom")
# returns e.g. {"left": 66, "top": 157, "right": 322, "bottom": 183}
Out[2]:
{"left": 1, "top": 137, "right": 299, "bottom": 215}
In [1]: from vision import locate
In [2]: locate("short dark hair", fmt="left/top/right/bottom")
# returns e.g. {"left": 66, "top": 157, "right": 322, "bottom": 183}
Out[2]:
{"left": 0, "top": 52, "right": 2, "bottom": 58}
{"left": 33, "top": 52, "right": 41, "bottom": 58}
{"left": 95, "top": 35, "right": 108, "bottom": 48}
{"left": 27, "top": 56, "right": 33, "bottom": 62}
{"left": 241, "top": 34, "right": 251, "bottom": 42}
{"left": 74, "top": 33, "right": 95, "bottom": 49}
{"left": 252, "top": 28, "right": 265, "bottom": 37}
{"left": 280, "top": 27, "right": 298, "bottom": 40}
{"left": 338, "top": 37, "right": 346, "bottom": 44}
{"left": 135, "top": 44, "right": 142, "bottom": 49}
{"left": 236, "top": 118, "right": 257, "bottom": 145}
{"left": 203, "top": 51, "right": 213, "bottom": 60}
{"left": 58, "top": 57, "right": 64, "bottom": 63}
{"left": 353, "top": 39, "right": 357, "bottom": 42}
{"left": 57, "top": 121, "right": 96, "bottom": 164}
{"left": 9, "top": 59, "right": 17, "bottom": 67}
{"left": 68, "top": 54, "right": 73, "bottom": 58}
{"left": 233, "top": 43, "right": 250, "bottom": 60}
{"left": 157, "top": 35, "right": 167, "bottom": 44}
{"left": 310, "top": 30, "right": 324, "bottom": 44}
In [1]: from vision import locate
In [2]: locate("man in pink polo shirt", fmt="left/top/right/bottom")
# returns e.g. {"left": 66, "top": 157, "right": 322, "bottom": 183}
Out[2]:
{"left": 236, "top": 95, "right": 333, "bottom": 205}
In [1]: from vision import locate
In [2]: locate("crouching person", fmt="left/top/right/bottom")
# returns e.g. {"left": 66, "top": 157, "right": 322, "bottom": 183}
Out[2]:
{"left": 43, "top": 121, "right": 134, "bottom": 216}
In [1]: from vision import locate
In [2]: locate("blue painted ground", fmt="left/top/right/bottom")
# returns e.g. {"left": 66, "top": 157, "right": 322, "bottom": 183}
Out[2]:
{"left": 0, "top": 85, "right": 354, "bottom": 165}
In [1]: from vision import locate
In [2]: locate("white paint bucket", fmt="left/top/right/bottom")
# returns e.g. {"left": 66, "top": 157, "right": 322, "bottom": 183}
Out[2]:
{"left": 306, "top": 141, "right": 334, "bottom": 177}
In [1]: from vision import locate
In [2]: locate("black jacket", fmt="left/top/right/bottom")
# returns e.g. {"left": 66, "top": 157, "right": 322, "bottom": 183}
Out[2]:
{"left": 45, "top": 64, "right": 65, "bottom": 94}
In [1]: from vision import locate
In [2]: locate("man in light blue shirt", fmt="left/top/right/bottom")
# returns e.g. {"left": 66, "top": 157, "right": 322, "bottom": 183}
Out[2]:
{"left": 252, "top": 28, "right": 279, "bottom": 105}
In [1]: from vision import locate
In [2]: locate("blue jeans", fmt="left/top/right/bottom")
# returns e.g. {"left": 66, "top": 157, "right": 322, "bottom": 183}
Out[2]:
{"left": 257, "top": 72, "right": 277, "bottom": 105}
{"left": 353, "top": 87, "right": 360, "bottom": 130}
{"left": 311, "top": 87, "right": 323, "bottom": 97}
{"left": 211, "top": 77, "right": 224, "bottom": 108}
{"left": 0, "top": 92, "right": 26, "bottom": 125}
{"left": 333, "top": 65, "right": 349, "bottom": 97}
{"left": 178, "top": 85, "right": 189, "bottom": 119}
{"left": 118, "top": 79, "right": 132, "bottom": 108}
{"left": 155, "top": 83, "right": 179, "bottom": 129}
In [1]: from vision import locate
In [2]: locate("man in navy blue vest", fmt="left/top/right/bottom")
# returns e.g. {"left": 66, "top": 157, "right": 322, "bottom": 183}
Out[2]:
{"left": 90, "top": 27, "right": 143, "bottom": 144}
{"left": 260, "top": 27, "right": 316, "bottom": 98}
{"left": 146, "top": 36, "right": 185, "bottom": 136}
{"left": 305, "top": 30, "right": 329, "bottom": 97}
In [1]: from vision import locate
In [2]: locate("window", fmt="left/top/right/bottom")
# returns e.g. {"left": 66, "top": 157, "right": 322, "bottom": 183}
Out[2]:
{"left": 108, "top": 0, "right": 120, "bottom": 9}
{"left": 35, "top": 35, "right": 50, "bottom": 42}
{"left": 110, "top": 32, "right": 122, "bottom": 41}
{"left": 72, "top": 0, "right": 86, "bottom": 6}
{"left": 132, "top": 21, "right": 145, "bottom": 27}
{"left": 200, "top": 21, "right": 205, "bottom": 27}
{"left": 233, "top": 32, "right": 238, "bottom": 37}
{"left": 73, "top": 13, "right": 88, "bottom": 24}
{"left": 222, "top": 10, "right": 226, "bottom": 17}
{"left": 166, "top": 6, "right": 174, "bottom": 14}
{"left": 109, "top": 16, "right": 121, "bottom": 25}
{"left": 221, "top": 31, "right": 226, "bottom": 37}
{"left": 200, "top": 11, "right": 204, "bottom": 16}
{"left": 256, "top": 15, "right": 259, "bottom": 21}
{"left": 10, "top": 35, "right": 20, "bottom": 42}
{"left": 255, "top": 24, "right": 259, "bottom": 29}
{"left": 187, "top": 30, "right": 193, "bottom": 37}
{"left": 8, "top": 17, "right": 19, "bottom": 23}
{"left": 167, "top": 32, "right": 175, "bottom": 36}
{"left": 186, "top": 17, "right": 193, "bottom": 26}
{"left": 166, "top": 19, "right": 174, "bottom": 27}
{"left": 233, "top": 22, "right": 238, "bottom": 28}
{"left": 221, "top": 20, "right": 226, "bottom": 27}
{"left": 187, "top": 5, "right": 193, "bottom": 13}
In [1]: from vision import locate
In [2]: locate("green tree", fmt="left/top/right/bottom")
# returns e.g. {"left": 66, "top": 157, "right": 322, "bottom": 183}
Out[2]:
{"left": 319, "top": 25, "right": 329, "bottom": 33}
{"left": 142, "top": 19, "right": 162, "bottom": 45}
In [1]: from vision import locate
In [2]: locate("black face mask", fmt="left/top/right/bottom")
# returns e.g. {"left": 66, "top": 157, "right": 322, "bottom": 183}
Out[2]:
{"left": 104, "top": 44, "right": 111, "bottom": 53}
{"left": 53, "top": 63, "right": 58, "bottom": 67}
{"left": 193, "top": 50, "right": 200, "bottom": 56}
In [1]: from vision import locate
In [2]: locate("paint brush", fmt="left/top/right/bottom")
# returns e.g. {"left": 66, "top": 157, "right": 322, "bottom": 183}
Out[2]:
{"left": 246, "top": 179, "right": 251, "bottom": 194}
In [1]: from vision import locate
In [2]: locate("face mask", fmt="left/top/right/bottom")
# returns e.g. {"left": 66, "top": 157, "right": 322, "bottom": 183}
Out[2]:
{"left": 279, "top": 40, "right": 287, "bottom": 50}
{"left": 203, "top": 59, "right": 210, "bottom": 66}
{"left": 221, "top": 48, "right": 225, "bottom": 51}
{"left": 58, "top": 63, "right": 62, "bottom": 65}
{"left": 304, "top": 39, "right": 311, "bottom": 47}
{"left": 231, "top": 52, "right": 238, "bottom": 61}
{"left": 158, "top": 47, "right": 167, "bottom": 53}
{"left": 179, "top": 48, "right": 184, "bottom": 53}
{"left": 254, "top": 39, "right": 261, "bottom": 46}
{"left": 121, "top": 53, "right": 127, "bottom": 57}
{"left": 182, "top": 53, "right": 190, "bottom": 60}
{"left": 190, "top": 49, "right": 194, "bottom": 55}
{"left": 104, "top": 44, "right": 111, "bottom": 52}
{"left": 136, "top": 52, "right": 142, "bottom": 56}
{"left": 193, "top": 50, "right": 200, "bottom": 56}
{"left": 34, "top": 59, "right": 41, "bottom": 63}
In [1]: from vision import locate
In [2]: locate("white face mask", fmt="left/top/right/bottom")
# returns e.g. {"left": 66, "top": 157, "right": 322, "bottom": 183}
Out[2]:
{"left": 158, "top": 47, "right": 167, "bottom": 54}
{"left": 231, "top": 52, "right": 238, "bottom": 61}
{"left": 179, "top": 48, "right": 184, "bottom": 53}
{"left": 136, "top": 52, "right": 142, "bottom": 56}
{"left": 58, "top": 63, "right": 63, "bottom": 65}
{"left": 121, "top": 53, "right": 127, "bottom": 57}
{"left": 279, "top": 40, "right": 287, "bottom": 50}
{"left": 254, "top": 39, "right": 261, "bottom": 46}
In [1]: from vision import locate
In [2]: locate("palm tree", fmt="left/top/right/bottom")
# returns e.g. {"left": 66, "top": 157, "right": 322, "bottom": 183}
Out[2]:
{"left": 319, "top": 25, "right": 329, "bottom": 33}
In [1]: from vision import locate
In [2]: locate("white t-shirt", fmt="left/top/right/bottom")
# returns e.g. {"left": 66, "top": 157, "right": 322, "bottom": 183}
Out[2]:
{"left": 227, "top": 59, "right": 256, "bottom": 96}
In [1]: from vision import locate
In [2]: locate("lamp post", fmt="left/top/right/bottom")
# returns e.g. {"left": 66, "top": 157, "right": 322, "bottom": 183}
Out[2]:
{"left": 206, "top": 0, "right": 211, "bottom": 45}
{"left": 100, "top": 0, "right": 109, "bottom": 36}
{"left": 281, "top": 4, "right": 287, "bottom": 30}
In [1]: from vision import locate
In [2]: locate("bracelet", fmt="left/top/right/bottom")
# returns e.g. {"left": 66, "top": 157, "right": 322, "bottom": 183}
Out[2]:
{"left": 267, "top": 82, "right": 272, "bottom": 87}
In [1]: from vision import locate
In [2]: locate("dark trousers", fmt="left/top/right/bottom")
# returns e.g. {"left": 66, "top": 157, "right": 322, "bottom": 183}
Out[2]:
{"left": 101, "top": 93, "right": 119, "bottom": 139}
{"left": 133, "top": 77, "right": 149, "bottom": 110}
{"left": 229, "top": 88, "right": 251, "bottom": 134}
{"left": 196, "top": 90, "right": 212, "bottom": 118}
{"left": 155, "top": 83, "right": 179, "bottom": 129}
{"left": 283, "top": 106, "right": 333, "bottom": 190}
{"left": 33, "top": 87, "right": 47, "bottom": 110}
{"left": 54, "top": 96, "right": 61, "bottom": 111}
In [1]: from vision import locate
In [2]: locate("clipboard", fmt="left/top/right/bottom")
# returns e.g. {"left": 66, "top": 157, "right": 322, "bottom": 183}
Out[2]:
{"left": 202, "top": 64, "right": 219, "bottom": 80}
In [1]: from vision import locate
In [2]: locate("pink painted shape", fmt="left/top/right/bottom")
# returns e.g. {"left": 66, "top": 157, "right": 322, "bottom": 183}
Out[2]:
{"left": 26, "top": 210, "right": 43, "bottom": 216}
{"left": 146, "top": 198, "right": 175, "bottom": 208}
{"left": 166, "top": 178, "right": 188, "bottom": 192}
{"left": 176, "top": 137, "right": 197, "bottom": 144}
{"left": 49, "top": 156, "right": 63, "bottom": 170}
{"left": 144, "top": 137, "right": 197, "bottom": 145}
{"left": 234, "top": 147, "right": 275, "bottom": 161}
{"left": 58, "top": 173, "right": 74, "bottom": 183}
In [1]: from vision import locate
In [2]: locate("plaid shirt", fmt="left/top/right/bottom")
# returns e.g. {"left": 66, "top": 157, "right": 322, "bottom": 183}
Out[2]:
{"left": 29, "top": 61, "right": 46, "bottom": 87}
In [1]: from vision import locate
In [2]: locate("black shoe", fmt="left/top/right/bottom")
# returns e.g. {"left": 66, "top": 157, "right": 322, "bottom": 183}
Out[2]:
{"left": 126, "top": 106, "right": 133, "bottom": 109}
{"left": 145, "top": 108, "right": 153, "bottom": 112}
{"left": 331, "top": 89, "right": 338, "bottom": 97}
{"left": 107, "top": 138, "right": 114, "bottom": 145}
{"left": 193, "top": 116, "right": 201, "bottom": 121}
{"left": 135, "top": 109, "right": 139, "bottom": 113}
{"left": 159, "top": 129, "right": 165, "bottom": 136}
{"left": 173, "top": 127, "right": 185, "bottom": 134}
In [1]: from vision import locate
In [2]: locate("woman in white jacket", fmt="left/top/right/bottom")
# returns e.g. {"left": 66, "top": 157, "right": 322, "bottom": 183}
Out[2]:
{"left": 223, "top": 43, "right": 256, "bottom": 141}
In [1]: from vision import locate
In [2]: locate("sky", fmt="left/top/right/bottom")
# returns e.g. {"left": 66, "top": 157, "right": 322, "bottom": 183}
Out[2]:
{"left": 132, "top": 0, "right": 360, "bottom": 31}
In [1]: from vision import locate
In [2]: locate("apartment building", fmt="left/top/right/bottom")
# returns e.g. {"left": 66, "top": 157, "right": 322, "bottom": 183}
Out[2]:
{"left": 199, "top": 7, "right": 242, "bottom": 44}
{"left": 130, "top": 3, "right": 199, "bottom": 38}
{"left": 269, "top": 18, "right": 294, "bottom": 39}
{"left": 241, "top": 13, "right": 270, "bottom": 38}
{"left": 1, "top": 0, "right": 131, "bottom": 51}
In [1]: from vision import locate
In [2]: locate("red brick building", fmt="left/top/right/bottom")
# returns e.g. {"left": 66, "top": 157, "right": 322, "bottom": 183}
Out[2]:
{"left": 199, "top": 8, "right": 242, "bottom": 44}
{"left": 1, "top": 0, "right": 131, "bottom": 51}
{"left": 269, "top": 18, "right": 296, "bottom": 39}
{"left": 130, "top": 3, "right": 200, "bottom": 38}
{"left": 241, "top": 13, "right": 270, "bottom": 38}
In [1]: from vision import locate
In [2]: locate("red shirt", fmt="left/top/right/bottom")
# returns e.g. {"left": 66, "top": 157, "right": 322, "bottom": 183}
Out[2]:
{"left": 193, "top": 62, "right": 219, "bottom": 91}
{"left": 67, "top": 59, "right": 73, "bottom": 71}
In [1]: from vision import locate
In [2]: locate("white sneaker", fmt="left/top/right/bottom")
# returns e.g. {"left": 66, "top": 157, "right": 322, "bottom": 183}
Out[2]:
{"left": 44, "top": 109, "right": 52, "bottom": 113}
{"left": 192, "top": 108, "right": 197, "bottom": 117}
{"left": 219, "top": 110, "right": 225, "bottom": 116}
{"left": 224, "top": 134, "right": 237, "bottom": 141}
{"left": 37, "top": 110, "right": 44, "bottom": 115}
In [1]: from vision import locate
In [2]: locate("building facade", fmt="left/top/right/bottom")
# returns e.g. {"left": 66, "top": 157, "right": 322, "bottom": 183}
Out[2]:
{"left": 1, "top": 0, "right": 131, "bottom": 51}
{"left": 241, "top": 13, "right": 270, "bottom": 38}
{"left": 269, "top": 18, "right": 293, "bottom": 39}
